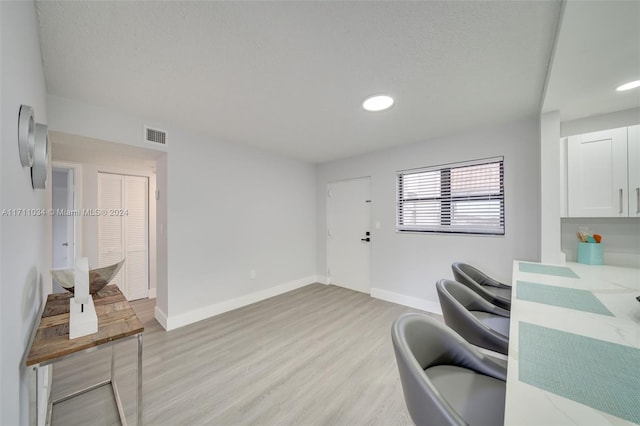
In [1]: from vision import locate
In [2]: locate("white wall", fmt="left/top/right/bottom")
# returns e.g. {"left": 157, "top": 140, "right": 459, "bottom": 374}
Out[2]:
{"left": 1, "top": 1, "right": 50, "bottom": 424}
{"left": 317, "top": 117, "right": 541, "bottom": 311}
{"left": 164, "top": 125, "right": 317, "bottom": 329}
{"left": 540, "top": 111, "right": 565, "bottom": 264}
{"left": 156, "top": 154, "right": 169, "bottom": 318}
{"left": 47, "top": 96, "right": 162, "bottom": 154}
{"left": 561, "top": 107, "right": 640, "bottom": 137}
{"left": 46, "top": 96, "right": 317, "bottom": 330}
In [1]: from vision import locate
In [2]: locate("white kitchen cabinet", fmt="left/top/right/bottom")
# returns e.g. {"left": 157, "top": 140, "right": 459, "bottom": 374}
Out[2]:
{"left": 628, "top": 125, "right": 640, "bottom": 217}
{"left": 567, "top": 127, "right": 630, "bottom": 217}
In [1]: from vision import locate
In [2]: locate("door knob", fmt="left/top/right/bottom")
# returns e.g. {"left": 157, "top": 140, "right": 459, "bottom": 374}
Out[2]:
{"left": 361, "top": 231, "right": 371, "bottom": 242}
{"left": 62, "top": 242, "right": 69, "bottom": 246}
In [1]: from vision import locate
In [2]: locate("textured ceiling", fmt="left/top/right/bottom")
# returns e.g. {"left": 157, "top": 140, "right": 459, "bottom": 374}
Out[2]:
{"left": 543, "top": 1, "right": 640, "bottom": 121}
{"left": 36, "top": 1, "right": 561, "bottom": 163}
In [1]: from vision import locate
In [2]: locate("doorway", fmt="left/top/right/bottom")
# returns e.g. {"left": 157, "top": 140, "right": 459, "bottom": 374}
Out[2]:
{"left": 326, "top": 177, "right": 372, "bottom": 294}
{"left": 51, "top": 163, "right": 82, "bottom": 293}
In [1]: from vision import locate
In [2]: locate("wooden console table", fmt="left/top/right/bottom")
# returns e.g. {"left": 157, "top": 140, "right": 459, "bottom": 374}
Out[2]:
{"left": 26, "top": 285, "right": 144, "bottom": 425}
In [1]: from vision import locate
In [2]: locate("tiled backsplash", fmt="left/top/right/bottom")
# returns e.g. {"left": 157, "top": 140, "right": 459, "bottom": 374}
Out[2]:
{"left": 561, "top": 218, "right": 640, "bottom": 267}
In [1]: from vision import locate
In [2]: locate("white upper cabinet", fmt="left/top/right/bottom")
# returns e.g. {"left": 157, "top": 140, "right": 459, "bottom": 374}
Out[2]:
{"left": 567, "top": 127, "right": 630, "bottom": 217}
{"left": 628, "top": 125, "right": 640, "bottom": 217}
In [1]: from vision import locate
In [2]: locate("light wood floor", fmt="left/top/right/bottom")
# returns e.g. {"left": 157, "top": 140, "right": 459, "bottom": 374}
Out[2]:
{"left": 51, "top": 284, "right": 438, "bottom": 425}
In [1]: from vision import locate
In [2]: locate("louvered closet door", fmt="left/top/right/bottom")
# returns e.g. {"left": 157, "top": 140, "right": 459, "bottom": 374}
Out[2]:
{"left": 124, "top": 176, "right": 149, "bottom": 300}
{"left": 98, "top": 173, "right": 125, "bottom": 290}
{"left": 98, "top": 173, "right": 149, "bottom": 300}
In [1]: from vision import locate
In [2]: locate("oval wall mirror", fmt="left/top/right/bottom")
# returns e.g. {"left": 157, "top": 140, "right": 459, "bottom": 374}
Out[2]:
{"left": 18, "top": 105, "right": 35, "bottom": 167}
{"left": 31, "top": 123, "right": 48, "bottom": 189}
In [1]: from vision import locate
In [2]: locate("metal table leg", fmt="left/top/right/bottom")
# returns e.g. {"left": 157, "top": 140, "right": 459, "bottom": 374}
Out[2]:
{"left": 137, "top": 333, "right": 143, "bottom": 425}
{"left": 30, "top": 366, "right": 37, "bottom": 426}
{"left": 110, "top": 345, "right": 127, "bottom": 425}
{"left": 33, "top": 333, "right": 143, "bottom": 426}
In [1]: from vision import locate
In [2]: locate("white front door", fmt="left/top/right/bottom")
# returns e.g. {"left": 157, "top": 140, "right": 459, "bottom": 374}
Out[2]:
{"left": 326, "top": 177, "right": 371, "bottom": 293}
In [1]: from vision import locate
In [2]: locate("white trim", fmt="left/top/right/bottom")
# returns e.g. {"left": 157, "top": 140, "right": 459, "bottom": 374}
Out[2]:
{"left": 154, "top": 305, "right": 168, "bottom": 330}
{"left": 370, "top": 287, "right": 442, "bottom": 315}
{"left": 148, "top": 287, "right": 157, "bottom": 299}
{"left": 51, "top": 161, "right": 83, "bottom": 260}
{"left": 164, "top": 276, "right": 318, "bottom": 331}
{"left": 316, "top": 275, "right": 330, "bottom": 285}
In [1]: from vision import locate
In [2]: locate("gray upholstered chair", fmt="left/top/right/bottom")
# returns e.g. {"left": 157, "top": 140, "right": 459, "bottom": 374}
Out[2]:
{"left": 436, "top": 279, "right": 510, "bottom": 355}
{"left": 391, "top": 313, "right": 507, "bottom": 426}
{"left": 451, "top": 262, "right": 512, "bottom": 311}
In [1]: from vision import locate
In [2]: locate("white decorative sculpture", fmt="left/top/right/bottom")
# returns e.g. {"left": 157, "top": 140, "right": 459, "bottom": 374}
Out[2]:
{"left": 74, "top": 257, "right": 89, "bottom": 304}
{"left": 69, "top": 257, "right": 98, "bottom": 339}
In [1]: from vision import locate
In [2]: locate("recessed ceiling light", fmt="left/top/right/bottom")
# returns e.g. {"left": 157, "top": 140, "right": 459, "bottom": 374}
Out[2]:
{"left": 362, "top": 95, "right": 394, "bottom": 112}
{"left": 616, "top": 80, "right": 640, "bottom": 91}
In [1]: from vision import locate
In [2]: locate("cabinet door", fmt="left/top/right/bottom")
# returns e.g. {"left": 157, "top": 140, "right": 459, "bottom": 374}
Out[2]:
{"left": 568, "top": 127, "right": 628, "bottom": 217}
{"left": 629, "top": 125, "right": 640, "bottom": 217}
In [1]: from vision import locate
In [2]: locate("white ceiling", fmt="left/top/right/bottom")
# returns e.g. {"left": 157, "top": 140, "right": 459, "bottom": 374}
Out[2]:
{"left": 36, "top": 1, "right": 561, "bottom": 163}
{"left": 543, "top": 1, "right": 640, "bottom": 121}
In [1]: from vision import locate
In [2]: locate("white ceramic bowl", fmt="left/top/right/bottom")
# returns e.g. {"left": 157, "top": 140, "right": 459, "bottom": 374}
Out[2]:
{"left": 52, "top": 259, "right": 125, "bottom": 294}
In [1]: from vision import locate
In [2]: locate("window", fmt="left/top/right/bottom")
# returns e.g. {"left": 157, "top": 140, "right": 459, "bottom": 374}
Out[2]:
{"left": 397, "top": 157, "right": 504, "bottom": 235}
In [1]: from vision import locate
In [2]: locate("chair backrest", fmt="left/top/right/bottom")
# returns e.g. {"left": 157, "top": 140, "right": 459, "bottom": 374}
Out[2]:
{"left": 452, "top": 262, "right": 502, "bottom": 287}
{"left": 391, "top": 313, "right": 470, "bottom": 426}
{"left": 436, "top": 279, "right": 509, "bottom": 355}
{"left": 451, "top": 262, "right": 511, "bottom": 310}
{"left": 391, "top": 313, "right": 507, "bottom": 425}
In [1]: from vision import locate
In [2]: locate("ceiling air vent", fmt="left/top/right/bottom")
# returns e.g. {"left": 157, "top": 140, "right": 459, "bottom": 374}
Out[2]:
{"left": 144, "top": 126, "right": 167, "bottom": 146}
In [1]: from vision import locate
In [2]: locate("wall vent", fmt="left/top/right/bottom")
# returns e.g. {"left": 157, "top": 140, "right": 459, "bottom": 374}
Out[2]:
{"left": 144, "top": 126, "right": 167, "bottom": 146}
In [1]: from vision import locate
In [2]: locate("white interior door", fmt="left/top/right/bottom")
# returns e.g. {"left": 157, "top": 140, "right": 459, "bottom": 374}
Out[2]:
{"left": 124, "top": 176, "right": 149, "bottom": 300}
{"left": 98, "top": 173, "right": 149, "bottom": 300}
{"left": 327, "top": 177, "right": 371, "bottom": 293}
{"left": 98, "top": 173, "right": 125, "bottom": 290}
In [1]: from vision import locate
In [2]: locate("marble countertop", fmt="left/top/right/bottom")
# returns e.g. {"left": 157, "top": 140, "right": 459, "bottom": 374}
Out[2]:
{"left": 504, "top": 261, "right": 640, "bottom": 426}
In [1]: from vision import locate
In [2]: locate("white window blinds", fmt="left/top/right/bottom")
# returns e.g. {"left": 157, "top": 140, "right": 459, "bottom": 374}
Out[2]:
{"left": 397, "top": 157, "right": 505, "bottom": 235}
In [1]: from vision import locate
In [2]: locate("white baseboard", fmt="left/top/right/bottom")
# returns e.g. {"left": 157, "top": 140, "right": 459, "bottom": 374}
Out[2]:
{"left": 370, "top": 287, "right": 442, "bottom": 316}
{"left": 148, "top": 287, "right": 157, "bottom": 299}
{"left": 315, "top": 275, "right": 329, "bottom": 285}
{"left": 154, "top": 305, "right": 169, "bottom": 330}
{"left": 164, "top": 275, "right": 318, "bottom": 331}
